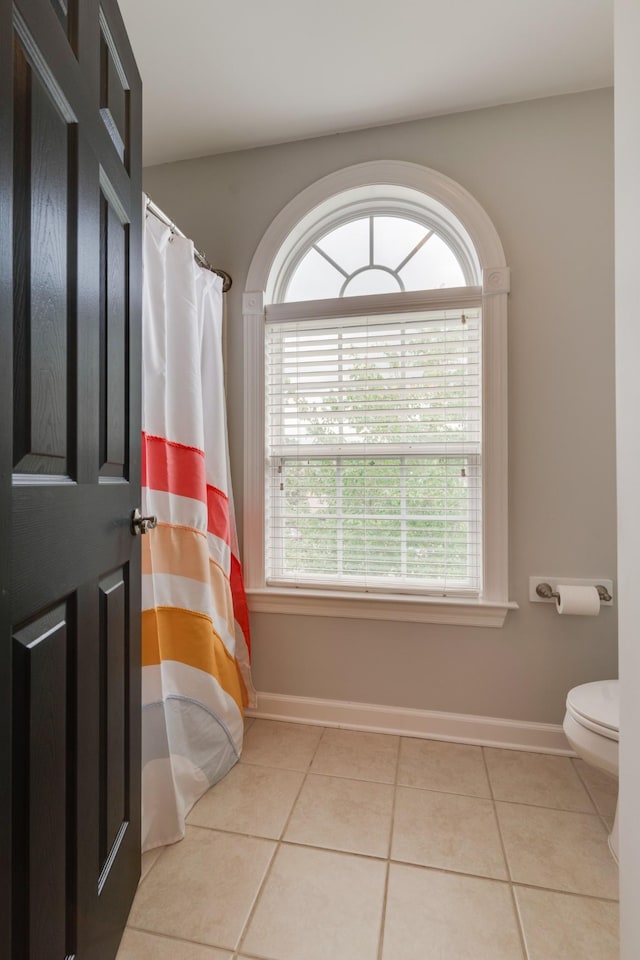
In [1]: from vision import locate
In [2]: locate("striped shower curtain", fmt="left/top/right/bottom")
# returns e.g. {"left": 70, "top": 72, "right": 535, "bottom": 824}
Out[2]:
{"left": 141, "top": 209, "right": 255, "bottom": 851}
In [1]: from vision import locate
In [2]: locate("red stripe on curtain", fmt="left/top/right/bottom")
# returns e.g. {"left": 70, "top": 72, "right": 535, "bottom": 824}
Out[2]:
{"left": 230, "top": 553, "right": 251, "bottom": 655}
{"left": 207, "top": 485, "right": 230, "bottom": 546}
{"left": 142, "top": 432, "right": 206, "bottom": 502}
{"left": 143, "top": 432, "right": 231, "bottom": 545}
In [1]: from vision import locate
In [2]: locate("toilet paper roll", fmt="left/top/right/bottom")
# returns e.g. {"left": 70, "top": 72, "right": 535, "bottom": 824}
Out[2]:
{"left": 555, "top": 584, "right": 600, "bottom": 616}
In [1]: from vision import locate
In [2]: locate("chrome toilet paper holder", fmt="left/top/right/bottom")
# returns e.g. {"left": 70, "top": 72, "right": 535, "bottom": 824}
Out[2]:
{"left": 536, "top": 582, "right": 612, "bottom": 603}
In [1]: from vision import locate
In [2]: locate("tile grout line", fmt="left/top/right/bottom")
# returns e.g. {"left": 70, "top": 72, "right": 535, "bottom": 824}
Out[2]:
{"left": 376, "top": 734, "right": 402, "bottom": 960}
{"left": 388, "top": 734, "right": 403, "bottom": 861}
{"left": 234, "top": 723, "right": 328, "bottom": 957}
{"left": 126, "top": 921, "right": 242, "bottom": 954}
{"left": 564, "top": 754, "right": 600, "bottom": 811}
{"left": 229, "top": 838, "right": 276, "bottom": 956}
{"left": 134, "top": 845, "right": 167, "bottom": 892}
{"left": 234, "top": 947, "right": 292, "bottom": 960}
{"left": 376, "top": 861, "right": 391, "bottom": 960}
{"left": 571, "top": 756, "right": 617, "bottom": 822}
{"left": 233, "top": 942, "right": 292, "bottom": 960}
{"left": 600, "top": 814, "right": 614, "bottom": 834}
{"left": 490, "top": 796, "right": 607, "bottom": 818}
{"left": 570, "top": 757, "right": 604, "bottom": 815}
{"left": 125, "top": 924, "right": 234, "bottom": 950}
{"left": 507, "top": 879, "right": 620, "bottom": 904}
{"left": 510, "top": 892, "right": 532, "bottom": 960}
{"left": 481, "top": 746, "right": 529, "bottom": 960}
{"left": 380, "top": 778, "right": 606, "bottom": 814}
{"left": 233, "top": 949, "right": 284, "bottom": 960}
{"left": 279, "top": 729, "right": 326, "bottom": 840}
{"left": 570, "top": 758, "right": 620, "bottom": 864}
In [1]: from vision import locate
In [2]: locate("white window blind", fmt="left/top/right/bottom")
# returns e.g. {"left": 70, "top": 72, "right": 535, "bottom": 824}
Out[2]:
{"left": 265, "top": 307, "right": 482, "bottom": 595}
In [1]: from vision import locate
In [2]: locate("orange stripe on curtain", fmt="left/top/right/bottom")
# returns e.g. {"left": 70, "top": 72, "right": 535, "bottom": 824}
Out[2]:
{"left": 143, "top": 432, "right": 230, "bottom": 544}
{"left": 142, "top": 526, "right": 236, "bottom": 636}
{"left": 142, "top": 524, "right": 211, "bottom": 583}
{"left": 207, "top": 557, "right": 236, "bottom": 637}
{"left": 142, "top": 607, "right": 245, "bottom": 710}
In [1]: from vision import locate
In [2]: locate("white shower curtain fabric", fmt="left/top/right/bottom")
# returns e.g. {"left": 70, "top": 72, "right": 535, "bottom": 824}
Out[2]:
{"left": 141, "top": 208, "right": 255, "bottom": 852}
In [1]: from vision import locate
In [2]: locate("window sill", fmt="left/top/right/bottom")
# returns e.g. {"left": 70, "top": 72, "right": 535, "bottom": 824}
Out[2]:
{"left": 246, "top": 588, "right": 518, "bottom": 627}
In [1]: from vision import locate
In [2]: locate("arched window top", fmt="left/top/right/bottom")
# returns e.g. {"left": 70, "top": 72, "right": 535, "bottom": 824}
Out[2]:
{"left": 283, "top": 212, "right": 467, "bottom": 302}
{"left": 247, "top": 162, "right": 509, "bottom": 307}
{"left": 265, "top": 178, "right": 484, "bottom": 304}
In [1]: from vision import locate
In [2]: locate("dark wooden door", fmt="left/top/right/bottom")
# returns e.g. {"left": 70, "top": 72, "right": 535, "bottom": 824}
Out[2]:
{"left": 0, "top": 1, "right": 142, "bottom": 958}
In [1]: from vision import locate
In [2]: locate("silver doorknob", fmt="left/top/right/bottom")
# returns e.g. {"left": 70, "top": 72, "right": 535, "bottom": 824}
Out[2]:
{"left": 131, "top": 508, "right": 158, "bottom": 535}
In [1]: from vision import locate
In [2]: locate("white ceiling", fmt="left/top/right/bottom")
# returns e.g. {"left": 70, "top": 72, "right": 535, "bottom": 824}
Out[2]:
{"left": 118, "top": 0, "right": 613, "bottom": 168}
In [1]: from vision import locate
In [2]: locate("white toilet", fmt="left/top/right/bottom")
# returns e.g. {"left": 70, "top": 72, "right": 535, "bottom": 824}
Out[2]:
{"left": 563, "top": 679, "right": 619, "bottom": 861}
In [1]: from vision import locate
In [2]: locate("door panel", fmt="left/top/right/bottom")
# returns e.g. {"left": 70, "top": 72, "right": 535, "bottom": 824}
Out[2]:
{"left": 99, "top": 14, "right": 130, "bottom": 165}
{"left": 99, "top": 190, "right": 129, "bottom": 479}
{"left": 12, "top": 33, "right": 73, "bottom": 478}
{"left": 1, "top": 1, "right": 142, "bottom": 957}
{"left": 99, "top": 568, "right": 128, "bottom": 869}
{"left": 0, "top": 0, "right": 14, "bottom": 948}
{"left": 49, "top": 0, "right": 79, "bottom": 47}
{"left": 12, "top": 603, "right": 73, "bottom": 960}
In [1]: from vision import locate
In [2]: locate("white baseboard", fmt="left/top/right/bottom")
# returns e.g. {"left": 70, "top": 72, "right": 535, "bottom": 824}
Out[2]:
{"left": 246, "top": 692, "right": 573, "bottom": 755}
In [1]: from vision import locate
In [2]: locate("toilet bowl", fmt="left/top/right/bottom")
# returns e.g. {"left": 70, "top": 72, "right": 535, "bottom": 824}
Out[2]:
{"left": 563, "top": 679, "right": 619, "bottom": 861}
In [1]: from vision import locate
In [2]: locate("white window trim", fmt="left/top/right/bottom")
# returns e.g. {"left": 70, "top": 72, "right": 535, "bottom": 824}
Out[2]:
{"left": 243, "top": 160, "right": 515, "bottom": 626}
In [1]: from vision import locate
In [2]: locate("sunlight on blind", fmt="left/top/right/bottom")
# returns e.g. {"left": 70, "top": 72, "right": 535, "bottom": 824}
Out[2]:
{"left": 265, "top": 309, "right": 482, "bottom": 595}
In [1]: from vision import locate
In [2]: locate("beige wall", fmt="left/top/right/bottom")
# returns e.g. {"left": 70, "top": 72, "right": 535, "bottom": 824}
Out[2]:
{"left": 615, "top": 0, "right": 640, "bottom": 954}
{"left": 144, "top": 89, "right": 616, "bottom": 725}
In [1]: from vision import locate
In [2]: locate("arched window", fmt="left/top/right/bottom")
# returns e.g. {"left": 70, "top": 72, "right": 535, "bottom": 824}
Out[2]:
{"left": 283, "top": 214, "right": 467, "bottom": 301}
{"left": 243, "top": 161, "right": 514, "bottom": 626}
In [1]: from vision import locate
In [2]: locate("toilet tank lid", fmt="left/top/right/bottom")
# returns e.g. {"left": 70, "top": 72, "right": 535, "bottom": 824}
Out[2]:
{"left": 566, "top": 679, "right": 619, "bottom": 733}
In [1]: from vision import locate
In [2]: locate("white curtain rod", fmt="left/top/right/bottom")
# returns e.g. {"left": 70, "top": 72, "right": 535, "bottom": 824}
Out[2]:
{"left": 145, "top": 195, "right": 232, "bottom": 292}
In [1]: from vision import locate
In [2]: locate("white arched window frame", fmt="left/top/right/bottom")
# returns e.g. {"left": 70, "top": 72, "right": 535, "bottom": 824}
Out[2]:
{"left": 243, "top": 161, "right": 516, "bottom": 626}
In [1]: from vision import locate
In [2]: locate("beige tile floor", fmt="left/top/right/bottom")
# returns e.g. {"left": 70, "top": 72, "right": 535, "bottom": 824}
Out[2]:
{"left": 118, "top": 719, "right": 619, "bottom": 960}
